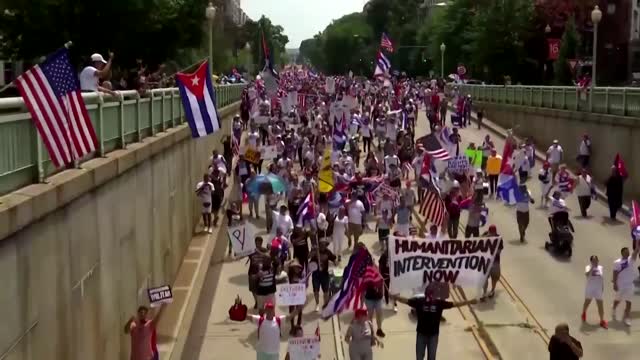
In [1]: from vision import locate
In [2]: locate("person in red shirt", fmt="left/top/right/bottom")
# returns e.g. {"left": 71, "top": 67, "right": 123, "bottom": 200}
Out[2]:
{"left": 444, "top": 181, "right": 462, "bottom": 239}
{"left": 124, "top": 305, "right": 164, "bottom": 360}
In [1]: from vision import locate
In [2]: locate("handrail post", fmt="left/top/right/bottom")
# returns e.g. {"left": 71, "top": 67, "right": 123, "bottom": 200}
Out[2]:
{"left": 171, "top": 89, "right": 176, "bottom": 128}
{"left": 33, "top": 127, "right": 45, "bottom": 183}
{"left": 622, "top": 88, "right": 627, "bottom": 116}
{"left": 97, "top": 95, "right": 105, "bottom": 157}
{"left": 136, "top": 92, "right": 142, "bottom": 141}
{"left": 150, "top": 91, "right": 155, "bottom": 136}
{"left": 160, "top": 90, "right": 166, "bottom": 132}
{"left": 604, "top": 87, "right": 610, "bottom": 114}
{"left": 119, "top": 95, "right": 126, "bottom": 149}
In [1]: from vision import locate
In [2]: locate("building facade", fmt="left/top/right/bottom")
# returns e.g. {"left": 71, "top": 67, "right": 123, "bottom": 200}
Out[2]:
{"left": 224, "top": 0, "right": 250, "bottom": 26}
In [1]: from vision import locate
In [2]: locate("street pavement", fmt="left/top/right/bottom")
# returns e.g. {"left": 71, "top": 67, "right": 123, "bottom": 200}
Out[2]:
{"left": 180, "top": 108, "right": 639, "bottom": 360}
{"left": 440, "top": 111, "right": 640, "bottom": 359}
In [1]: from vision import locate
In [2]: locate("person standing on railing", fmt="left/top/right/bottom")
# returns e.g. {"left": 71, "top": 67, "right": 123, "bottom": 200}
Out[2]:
{"left": 79, "top": 53, "right": 119, "bottom": 97}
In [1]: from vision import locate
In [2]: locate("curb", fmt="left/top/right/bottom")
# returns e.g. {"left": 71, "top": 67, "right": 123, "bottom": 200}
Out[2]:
{"left": 448, "top": 106, "right": 632, "bottom": 218}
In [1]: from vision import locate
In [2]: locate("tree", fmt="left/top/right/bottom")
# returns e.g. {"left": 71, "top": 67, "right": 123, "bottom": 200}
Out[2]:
{"left": 242, "top": 16, "right": 289, "bottom": 72}
{"left": 554, "top": 16, "right": 580, "bottom": 85}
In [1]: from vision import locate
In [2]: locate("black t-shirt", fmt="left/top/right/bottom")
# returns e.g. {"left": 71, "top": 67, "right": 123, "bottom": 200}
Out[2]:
{"left": 364, "top": 282, "right": 383, "bottom": 301}
{"left": 548, "top": 335, "right": 582, "bottom": 360}
{"left": 407, "top": 297, "right": 453, "bottom": 335}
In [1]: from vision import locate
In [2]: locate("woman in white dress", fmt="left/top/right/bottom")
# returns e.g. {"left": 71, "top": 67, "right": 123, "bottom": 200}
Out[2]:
{"left": 581, "top": 255, "right": 607, "bottom": 328}
{"left": 332, "top": 207, "right": 348, "bottom": 262}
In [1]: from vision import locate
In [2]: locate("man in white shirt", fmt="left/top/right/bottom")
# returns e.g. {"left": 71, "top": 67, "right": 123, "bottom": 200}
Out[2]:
{"left": 79, "top": 53, "right": 118, "bottom": 96}
{"left": 612, "top": 245, "right": 639, "bottom": 326}
{"left": 347, "top": 198, "right": 366, "bottom": 247}
{"left": 195, "top": 174, "right": 215, "bottom": 233}
{"left": 574, "top": 170, "right": 594, "bottom": 217}
{"left": 577, "top": 134, "right": 591, "bottom": 169}
{"left": 249, "top": 302, "right": 300, "bottom": 360}
{"left": 271, "top": 205, "right": 292, "bottom": 236}
{"left": 546, "top": 140, "right": 563, "bottom": 177}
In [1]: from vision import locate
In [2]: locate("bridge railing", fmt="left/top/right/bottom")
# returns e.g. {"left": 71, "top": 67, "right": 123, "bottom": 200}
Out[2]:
{"left": 459, "top": 85, "right": 640, "bottom": 118}
{"left": 0, "top": 83, "right": 245, "bottom": 195}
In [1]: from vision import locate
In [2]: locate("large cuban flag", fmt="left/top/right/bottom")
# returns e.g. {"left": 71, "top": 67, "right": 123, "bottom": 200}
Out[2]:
{"left": 175, "top": 61, "right": 221, "bottom": 138}
{"left": 496, "top": 163, "right": 525, "bottom": 206}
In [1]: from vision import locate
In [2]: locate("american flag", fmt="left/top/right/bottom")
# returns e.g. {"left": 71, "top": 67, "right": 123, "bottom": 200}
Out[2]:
{"left": 419, "top": 181, "right": 447, "bottom": 227}
{"left": 297, "top": 93, "right": 306, "bottom": 110}
{"left": 321, "top": 247, "right": 374, "bottom": 318}
{"left": 16, "top": 48, "right": 98, "bottom": 167}
{"left": 418, "top": 133, "right": 451, "bottom": 160}
{"left": 232, "top": 136, "right": 240, "bottom": 157}
{"left": 352, "top": 265, "right": 384, "bottom": 309}
{"left": 380, "top": 32, "right": 394, "bottom": 52}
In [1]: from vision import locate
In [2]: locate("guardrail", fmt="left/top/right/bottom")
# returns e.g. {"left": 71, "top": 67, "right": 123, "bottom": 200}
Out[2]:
{"left": 0, "top": 84, "right": 244, "bottom": 195}
{"left": 459, "top": 85, "right": 640, "bottom": 118}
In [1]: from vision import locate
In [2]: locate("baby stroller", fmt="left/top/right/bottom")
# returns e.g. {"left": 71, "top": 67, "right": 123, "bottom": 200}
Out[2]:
{"left": 545, "top": 211, "right": 574, "bottom": 257}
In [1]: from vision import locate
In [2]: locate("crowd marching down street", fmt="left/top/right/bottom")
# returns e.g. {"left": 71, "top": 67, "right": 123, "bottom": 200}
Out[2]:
{"left": 187, "top": 63, "right": 640, "bottom": 360}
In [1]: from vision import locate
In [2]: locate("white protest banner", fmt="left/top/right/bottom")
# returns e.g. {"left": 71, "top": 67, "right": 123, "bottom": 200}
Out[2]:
{"left": 260, "top": 145, "right": 278, "bottom": 161}
{"left": 254, "top": 115, "right": 270, "bottom": 125}
{"left": 371, "top": 183, "right": 399, "bottom": 203}
{"left": 288, "top": 336, "right": 321, "bottom": 360}
{"left": 148, "top": 285, "right": 173, "bottom": 307}
{"left": 227, "top": 223, "right": 256, "bottom": 257}
{"left": 388, "top": 236, "right": 503, "bottom": 294}
{"left": 447, "top": 155, "right": 470, "bottom": 174}
{"left": 276, "top": 283, "right": 307, "bottom": 306}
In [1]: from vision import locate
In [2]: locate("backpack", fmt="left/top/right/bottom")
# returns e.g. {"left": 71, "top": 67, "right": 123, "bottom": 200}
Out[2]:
{"left": 257, "top": 316, "right": 281, "bottom": 339}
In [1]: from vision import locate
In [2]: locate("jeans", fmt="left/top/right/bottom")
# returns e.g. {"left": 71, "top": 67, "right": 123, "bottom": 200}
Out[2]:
{"left": 416, "top": 333, "right": 439, "bottom": 360}
{"left": 447, "top": 217, "right": 459, "bottom": 239}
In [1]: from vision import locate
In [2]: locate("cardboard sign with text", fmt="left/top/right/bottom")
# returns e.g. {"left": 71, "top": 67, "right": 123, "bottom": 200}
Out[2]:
{"left": 148, "top": 285, "right": 173, "bottom": 307}
{"left": 227, "top": 222, "right": 256, "bottom": 257}
{"left": 288, "top": 336, "right": 321, "bottom": 360}
{"left": 244, "top": 147, "right": 261, "bottom": 164}
{"left": 276, "top": 283, "right": 307, "bottom": 306}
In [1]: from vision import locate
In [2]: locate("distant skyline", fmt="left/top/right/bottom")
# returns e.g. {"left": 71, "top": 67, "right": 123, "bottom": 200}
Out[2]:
{"left": 242, "top": 0, "right": 367, "bottom": 48}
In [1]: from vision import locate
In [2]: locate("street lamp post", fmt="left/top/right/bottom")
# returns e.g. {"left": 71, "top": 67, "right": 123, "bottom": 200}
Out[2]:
{"left": 205, "top": 2, "right": 217, "bottom": 74}
{"left": 440, "top": 43, "right": 446, "bottom": 78}
{"left": 590, "top": 5, "right": 602, "bottom": 109}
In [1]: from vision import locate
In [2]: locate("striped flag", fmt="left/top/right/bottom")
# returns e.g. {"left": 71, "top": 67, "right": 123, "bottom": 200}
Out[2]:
{"left": 380, "top": 32, "right": 394, "bottom": 52}
{"left": 16, "top": 48, "right": 98, "bottom": 167}
{"left": 419, "top": 181, "right": 447, "bottom": 226}
{"left": 297, "top": 93, "right": 307, "bottom": 110}
{"left": 232, "top": 136, "right": 240, "bottom": 157}
{"left": 175, "top": 61, "right": 221, "bottom": 138}
{"left": 418, "top": 134, "right": 451, "bottom": 160}
{"left": 352, "top": 266, "right": 384, "bottom": 309}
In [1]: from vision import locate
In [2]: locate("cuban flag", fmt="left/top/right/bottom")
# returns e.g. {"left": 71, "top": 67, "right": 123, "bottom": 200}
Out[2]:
{"left": 480, "top": 206, "right": 489, "bottom": 227}
{"left": 374, "top": 51, "right": 391, "bottom": 78}
{"left": 296, "top": 192, "right": 316, "bottom": 226}
{"left": 496, "top": 164, "right": 525, "bottom": 205}
{"left": 175, "top": 61, "right": 220, "bottom": 138}
{"left": 333, "top": 114, "right": 347, "bottom": 148}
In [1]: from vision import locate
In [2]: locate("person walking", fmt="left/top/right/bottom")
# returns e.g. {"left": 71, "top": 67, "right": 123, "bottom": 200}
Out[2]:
{"left": 612, "top": 245, "right": 639, "bottom": 326}
{"left": 393, "top": 288, "right": 477, "bottom": 360}
{"left": 481, "top": 225, "right": 503, "bottom": 299}
{"left": 515, "top": 184, "right": 534, "bottom": 242}
{"left": 581, "top": 255, "right": 607, "bottom": 328}
{"left": 605, "top": 166, "right": 625, "bottom": 221}
{"left": 195, "top": 173, "right": 215, "bottom": 233}
{"left": 248, "top": 301, "right": 302, "bottom": 360}
{"left": 574, "top": 170, "right": 594, "bottom": 217}
{"left": 485, "top": 150, "right": 501, "bottom": 197}
{"left": 345, "top": 309, "right": 380, "bottom": 360}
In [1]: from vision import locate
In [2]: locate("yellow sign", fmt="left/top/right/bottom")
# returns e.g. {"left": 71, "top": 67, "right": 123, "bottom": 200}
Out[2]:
{"left": 244, "top": 147, "right": 261, "bottom": 164}
{"left": 318, "top": 147, "right": 334, "bottom": 193}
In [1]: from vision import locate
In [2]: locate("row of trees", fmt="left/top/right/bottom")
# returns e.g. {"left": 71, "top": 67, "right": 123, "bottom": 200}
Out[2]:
{"left": 0, "top": 0, "right": 288, "bottom": 75}
{"left": 299, "top": 0, "right": 586, "bottom": 84}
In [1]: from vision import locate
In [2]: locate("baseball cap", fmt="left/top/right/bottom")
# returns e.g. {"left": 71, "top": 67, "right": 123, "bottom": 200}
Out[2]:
{"left": 264, "top": 301, "right": 275, "bottom": 309}
{"left": 90, "top": 53, "right": 107, "bottom": 64}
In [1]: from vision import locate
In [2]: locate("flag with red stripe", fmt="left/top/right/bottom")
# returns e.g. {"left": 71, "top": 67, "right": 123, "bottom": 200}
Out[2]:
{"left": 380, "top": 32, "right": 394, "bottom": 52}
{"left": 297, "top": 93, "right": 306, "bottom": 110}
{"left": 419, "top": 181, "right": 447, "bottom": 226}
{"left": 16, "top": 47, "right": 98, "bottom": 167}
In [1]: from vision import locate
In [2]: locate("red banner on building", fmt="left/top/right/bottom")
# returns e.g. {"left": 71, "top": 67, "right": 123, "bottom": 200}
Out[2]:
{"left": 547, "top": 38, "right": 561, "bottom": 60}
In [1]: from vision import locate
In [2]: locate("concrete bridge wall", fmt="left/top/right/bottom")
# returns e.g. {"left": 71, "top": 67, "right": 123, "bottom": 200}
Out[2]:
{"left": 475, "top": 102, "right": 640, "bottom": 200}
{"left": 0, "top": 103, "right": 238, "bottom": 360}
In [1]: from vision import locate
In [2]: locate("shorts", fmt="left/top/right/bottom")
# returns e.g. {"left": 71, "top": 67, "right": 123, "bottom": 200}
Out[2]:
{"left": 584, "top": 285, "right": 603, "bottom": 300}
{"left": 312, "top": 271, "right": 330, "bottom": 293}
{"left": 256, "top": 352, "right": 279, "bottom": 360}
{"left": 211, "top": 196, "right": 222, "bottom": 212}
{"left": 489, "top": 262, "right": 501, "bottom": 281}
{"left": 348, "top": 223, "right": 363, "bottom": 238}
{"left": 378, "top": 228, "right": 390, "bottom": 242}
{"left": 256, "top": 293, "right": 275, "bottom": 310}
{"left": 615, "top": 287, "right": 634, "bottom": 302}
{"left": 364, "top": 299, "right": 383, "bottom": 312}
{"left": 395, "top": 223, "right": 410, "bottom": 236}
{"left": 201, "top": 202, "right": 212, "bottom": 214}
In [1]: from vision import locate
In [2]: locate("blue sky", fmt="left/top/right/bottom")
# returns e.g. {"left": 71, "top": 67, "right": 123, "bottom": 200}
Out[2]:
{"left": 242, "top": 0, "right": 367, "bottom": 48}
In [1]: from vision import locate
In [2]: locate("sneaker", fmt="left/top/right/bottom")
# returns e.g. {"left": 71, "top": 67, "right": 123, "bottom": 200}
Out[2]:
{"left": 208, "top": 228, "right": 213, "bottom": 234}
{"left": 624, "top": 317, "right": 631, "bottom": 326}
{"left": 376, "top": 329, "right": 386, "bottom": 338}
{"left": 393, "top": 306, "right": 398, "bottom": 313}
{"left": 581, "top": 312, "right": 586, "bottom": 322}
{"left": 315, "top": 305, "right": 320, "bottom": 313}
{"left": 600, "top": 320, "right": 608, "bottom": 329}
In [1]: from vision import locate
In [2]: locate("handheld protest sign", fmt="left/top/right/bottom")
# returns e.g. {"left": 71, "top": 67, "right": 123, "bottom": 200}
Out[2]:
{"left": 227, "top": 223, "right": 256, "bottom": 257}
{"left": 148, "top": 285, "right": 173, "bottom": 307}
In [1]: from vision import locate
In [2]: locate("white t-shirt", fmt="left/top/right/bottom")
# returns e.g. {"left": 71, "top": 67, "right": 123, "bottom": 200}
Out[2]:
{"left": 579, "top": 139, "right": 591, "bottom": 156}
{"left": 333, "top": 216, "right": 348, "bottom": 236}
{"left": 251, "top": 315, "right": 286, "bottom": 355}
{"left": 79, "top": 66, "right": 99, "bottom": 91}
{"left": 273, "top": 212, "right": 294, "bottom": 235}
{"left": 248, "top": 131, "right": 260, "bottom": 147}
{"left": 195, "top": 181, "right": 214, "bottom": 203}
{"left": 585, "top": 264, "right": 604, "bottom": 291}
{"left": 613, "top": 257, "right": 636, "bottom": 288}
{"left": 347, "top": 200, "right": 365, "bottom": 224}
{"left": 546, "top": 145, "right": 563, "bottom": 164}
